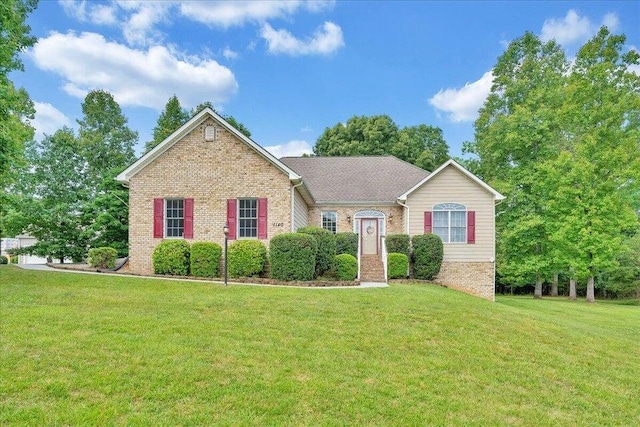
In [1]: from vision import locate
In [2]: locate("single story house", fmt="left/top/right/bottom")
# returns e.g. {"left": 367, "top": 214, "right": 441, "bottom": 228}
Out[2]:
{"left": 117, "top": 108, "right": 504, "bottom": 300}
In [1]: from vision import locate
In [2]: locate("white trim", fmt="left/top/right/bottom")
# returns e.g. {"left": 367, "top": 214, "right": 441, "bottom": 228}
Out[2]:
{"left": 397, "top": 159, "right": 505, "bottom": 201}
{"left": 116, "top": 108, "right": 301, "bottom": 184}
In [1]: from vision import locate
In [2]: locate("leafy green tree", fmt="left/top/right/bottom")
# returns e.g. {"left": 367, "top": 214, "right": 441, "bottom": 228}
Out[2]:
{"left": 77, "top": 90, "right": 137, "bottom": 191}
{"left": 314, "top": 115, "right": 398, "bottom": 157}
{"left": 191, "top": 102, "right": 252, "bottom": 138}
{"left": 545, "top": 28, "right": 640, "bottom": 303}
{"left": 144, "top": 95, "right": 190, "bottom": 153}
{"left": 10, "top": 128, "right": 89, "bottom": 262}
{"left": 393, "top": 125, "right": 449, "bottom": 171}
{"left": 0, "top": 0, "right": 38, "bottom": 223}
{"left": 469, "top": 32, "right": 568, "bottom": 297}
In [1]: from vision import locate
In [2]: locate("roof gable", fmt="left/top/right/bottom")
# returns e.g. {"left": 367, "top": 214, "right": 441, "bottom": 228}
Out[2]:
{"left": 398, "top": 159, "right": 505, "bottom": 201}
{"left": 116, "top": 108, "right": 300, "bottom": 184}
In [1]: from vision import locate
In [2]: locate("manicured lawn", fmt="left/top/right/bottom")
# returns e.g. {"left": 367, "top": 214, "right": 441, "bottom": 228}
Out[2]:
{"left": 1, "top": 266, "right": 639, "bottom": 426}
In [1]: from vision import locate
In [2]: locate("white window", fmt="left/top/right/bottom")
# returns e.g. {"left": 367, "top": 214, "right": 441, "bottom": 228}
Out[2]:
{"left": 321, "top": 211, "right": 337, "bottom": 233}
{"left": 433, "top": 203, "right": 466, "bottom": 243}
{"left": 166, "top": 199, "right": 184, "bottom": 237}
{"left": 238, "top": 199, "right": 258, "bottom": 238}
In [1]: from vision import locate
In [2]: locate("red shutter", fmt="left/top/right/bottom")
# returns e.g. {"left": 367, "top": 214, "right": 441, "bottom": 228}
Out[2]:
{"left": 184, "top": 198, "right": 194, "bottom": 239}
{"left": 467, "top": 211, "right": 476, "bottom": 244}
{"left": 227, "top": 199, "right": 237, "bottom": 240}
{"left": 424, "top": 211, "right": 432, "bottom": 233}
{"left": 153, "top": 198, "right": 164, "bottom": 238}
{"left": 258, "top": 198, "right": 268, "bottom": 239}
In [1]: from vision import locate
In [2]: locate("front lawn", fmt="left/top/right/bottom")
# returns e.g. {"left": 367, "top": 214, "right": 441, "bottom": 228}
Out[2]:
{"left": 1, "top": 266, "right": 638, "bottom": 425}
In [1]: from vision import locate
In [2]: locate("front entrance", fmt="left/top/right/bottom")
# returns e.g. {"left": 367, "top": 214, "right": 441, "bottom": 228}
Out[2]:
{"left": 361, "top": 218, "right": 378, "bottom": 255}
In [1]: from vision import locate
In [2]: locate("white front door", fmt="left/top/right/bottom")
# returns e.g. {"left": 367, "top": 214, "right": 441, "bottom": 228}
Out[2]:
{"left": 361, "top": 218, "right": 378, "bottom": 255}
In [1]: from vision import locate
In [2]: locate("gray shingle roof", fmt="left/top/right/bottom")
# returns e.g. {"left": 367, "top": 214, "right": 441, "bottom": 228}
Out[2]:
{"left": 280, "top": 156, "right": 430, "bottom": 203}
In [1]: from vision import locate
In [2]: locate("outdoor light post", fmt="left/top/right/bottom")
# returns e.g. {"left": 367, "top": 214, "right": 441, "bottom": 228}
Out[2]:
{"left": 223, "top": 223, "right": 229, "bottom": 286}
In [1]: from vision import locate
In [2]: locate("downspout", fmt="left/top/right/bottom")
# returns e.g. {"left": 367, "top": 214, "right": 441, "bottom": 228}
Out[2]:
{"left": 396, "top": 199, "right": 409, "bottom": 234}
{"left": 291, "top": 179, "right": 304, "bottom": 232}
{"left": 397, "top": 199, "right": 410, "bottom": 277}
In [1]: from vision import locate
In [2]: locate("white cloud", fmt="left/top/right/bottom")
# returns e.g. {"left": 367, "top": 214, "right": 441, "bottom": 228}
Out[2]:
{"left": 31, "top": 31, "right": 238, "bottom": 111}
{"left": 540, "top": 10, "right": 620, "bottom": 46}
{"left": 117, "top": 1, "right": 171, "bottom": 46}
{"left": 223, "top": 47, "right": 239, "bottom": 60}
{"left": 265, "top": 140, "right": 313, "bottom": 158}
{"left": 261, "top": 21, "right": 344, "bottom": 56}
{"left": 428, "top": 71, "right": 494, "bottom": 123}
{"left": 179, "top": 1, "right": 334, "bottom": 28}
{"left": 32, "top": 102, "right": 72, "bottom": 140}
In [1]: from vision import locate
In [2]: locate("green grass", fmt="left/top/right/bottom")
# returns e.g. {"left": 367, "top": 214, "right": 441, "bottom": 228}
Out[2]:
{"left": 1, "top": 266, "right": 639, "bottom": 426}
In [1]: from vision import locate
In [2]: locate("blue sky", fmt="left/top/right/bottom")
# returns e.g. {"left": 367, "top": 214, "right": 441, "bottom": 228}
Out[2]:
{"left": 12, "top": 1, "right": 640, "bottom": 159}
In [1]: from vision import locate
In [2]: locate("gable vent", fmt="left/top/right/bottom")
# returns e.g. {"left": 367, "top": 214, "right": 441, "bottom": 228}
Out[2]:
{"left": 205, "top": 125, "right": 217, "bottom": 141}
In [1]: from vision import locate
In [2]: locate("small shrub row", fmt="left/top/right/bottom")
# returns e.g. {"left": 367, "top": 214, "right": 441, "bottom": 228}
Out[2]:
{"left": 386, "top": 233, "right": 443, "bottom": 280}
{"left": 270, "top": 233, "right": 317, "bottom": 281}
{"left": 191, "top": 242, "right": 222, "bottom": 278}
{"left": 335, "top": 253, "right": 358, "bottom": 280}
{"left": 336, "top": 232, "right": 358, "bottom": 258}
{"left": 297, "top": 226, "right": 336, "bottom": 277}
{"left": 387, "top": 253, "right": 409, "bottom": 279}
{"left": 0, "top": 255, "right": 8, "bottom": 264}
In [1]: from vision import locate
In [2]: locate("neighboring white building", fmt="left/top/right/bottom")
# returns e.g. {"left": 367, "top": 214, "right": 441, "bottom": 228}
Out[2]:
{"left": 0, "top": 235, "right": 48, "bottom": 264}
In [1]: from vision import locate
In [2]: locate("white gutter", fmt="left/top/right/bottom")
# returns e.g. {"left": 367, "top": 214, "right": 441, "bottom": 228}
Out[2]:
{"left": 291, "top": 179, "right": 304, "bottom": 232}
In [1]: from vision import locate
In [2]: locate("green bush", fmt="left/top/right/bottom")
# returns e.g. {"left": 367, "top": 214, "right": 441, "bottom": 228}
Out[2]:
{"left": 228, "top": 240, "right": 267, "bottom": 278}
{"left": 190, "top": 242, "right": 222, "bottom": 278}
{"left": 152, "top": 240, "right": 191, "bottom": 276}
{"left": 88, "top": 247, "right": 118, "bottom": 269}
{"left": 10, "top": 255, "right": 18, "bottom": 264}
{"left": 269, "top": 233, "right": 318, "bottom": 281}
{"left": 412, "top": 234, "right": 443, "bottom": 280}
{"left": 336, "top": 232, "right": 358, "bottom": 258}
{"left": 334, "top": 253, "right": 358, "bottom": 281}
{"left": 298, "top": 226, "right": 336, "bottom": 277}
{"left": 0, "top": 255, "right": 7, "bottom": 264}
{"left": 388, "top": 252, "right": 409, "bottom": 279}
{"left": 386, "top": 234, "right": 410, "bottom": 257}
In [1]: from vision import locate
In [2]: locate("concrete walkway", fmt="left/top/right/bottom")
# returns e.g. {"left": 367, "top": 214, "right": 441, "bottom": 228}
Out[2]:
{"left": 15, "top": 264, "right": 388, "bottom": 289}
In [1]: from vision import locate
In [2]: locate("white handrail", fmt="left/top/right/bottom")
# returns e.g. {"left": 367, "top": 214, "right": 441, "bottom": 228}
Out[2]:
{"left": 381, "top": 235, "right": 388, "bottom": 282}
{"left": 357, "top": 233, "right": 361, "bottom": 280}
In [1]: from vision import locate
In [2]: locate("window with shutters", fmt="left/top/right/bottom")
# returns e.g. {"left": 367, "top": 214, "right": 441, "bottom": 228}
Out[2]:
{"left": 238, "top": 198, "right": 258, "bottom": 238}
{"left": 165, "top": 199, "right": 184, "bottom": 237}
{"left": 433, "top": 203, "right": 466, "bottom": 243}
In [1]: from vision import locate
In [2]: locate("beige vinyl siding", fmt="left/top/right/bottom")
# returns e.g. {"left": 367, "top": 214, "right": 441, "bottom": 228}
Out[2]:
{"left": 406, "top": 165, "right": 495, "bottom": 262}
{"left": 293, "top": 188, "right": 308, "bottom": 231}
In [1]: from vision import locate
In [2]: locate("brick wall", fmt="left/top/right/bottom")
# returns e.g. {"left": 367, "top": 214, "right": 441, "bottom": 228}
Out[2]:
{"left": 306, "top": 205, "right": 405, "bottom": 235}
{"left": 128, "top": 117, "right": 292, "bottom": 275}
{"left": 434, "top": 261, "right": 495, "bottom": 301}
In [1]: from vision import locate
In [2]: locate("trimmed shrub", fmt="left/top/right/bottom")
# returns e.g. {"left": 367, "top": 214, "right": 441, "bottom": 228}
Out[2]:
{"left": 10, "top": 255, "right": 18, "bottom": 264}
{"left": 269, "top": 233, "right": 317, "bottom": 281}
{"left": 386, "top": 234, "right": 410, "bottom": 257}
{"left": 336, "top": 232, "right": 358, "bottom": 258}
{"left": 190, "top": 242, "right": 222, "bottom": 278}
{"left": 298, "top": 226, "right": 336, "bottom": 277}
{"left": 88, "top": 247, "right": 118, "bottom": 269}
{"left": 335, "top": 253, "right": 358, "bottom": 281}
{"left": 412, "top": 234, "right": 443, "bottom": 280}
{"left": 228, "top": 240, "right": 267, "bottom": 278}
{"left": 388, "top": 252, "right": 409, "bottom": 279}
{"left": 152, "top": 240, "right": 191, "bottom": 276}
{"left": 0, "top": 256, "right": 7, "bottom": 264}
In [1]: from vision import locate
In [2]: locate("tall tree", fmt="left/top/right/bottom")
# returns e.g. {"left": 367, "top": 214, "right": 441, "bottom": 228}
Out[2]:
{"left": 191, "top": 102, "right": 252, "bottom": 138}
{"left": 394, "top": 125, "right": 449, "bottom": 171}
{"left": 469, "top": 32, "right": 568, "bottom": 297}
{"left": 314, "top": 115, "right": 398, "bottom": 157}
{"left": 546, "top": 28, "right": 640, "bottom": 302}
{"left": 0, "top": 0, "right": 38, "bottom": 226}
{"left": 145, "top": 95, "right": 190, "bottom": 153}
{"left": 8, "top": 128, "right": 89, "bottom": 262}
{"left": 77, "top": 90, "right": 137, "bottom": 191}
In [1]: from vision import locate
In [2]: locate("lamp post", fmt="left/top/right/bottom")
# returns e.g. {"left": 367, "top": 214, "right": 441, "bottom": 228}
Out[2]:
{"left": 223, "top": 223, "right": 229, "bottom": 286}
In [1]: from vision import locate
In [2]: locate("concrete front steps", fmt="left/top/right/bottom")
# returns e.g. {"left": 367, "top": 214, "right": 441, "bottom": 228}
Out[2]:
{"left": 359, "top": 254, "right": 386, "bottom": 283}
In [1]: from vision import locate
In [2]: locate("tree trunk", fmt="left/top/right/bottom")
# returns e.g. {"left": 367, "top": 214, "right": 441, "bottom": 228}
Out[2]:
{"left": 551, "top": 273, "right": 559, "bottom": 297}
{"left": 534, "top": 272, "right": 543, "bottom": 299}
{"left": 586, "top": 276, "right": 595, "bottom": 303}
{"left": 569, "top": 278, "right": 577, "bottom": 300}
